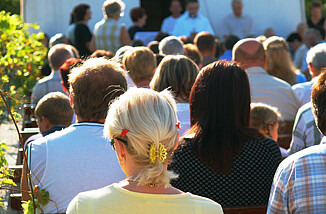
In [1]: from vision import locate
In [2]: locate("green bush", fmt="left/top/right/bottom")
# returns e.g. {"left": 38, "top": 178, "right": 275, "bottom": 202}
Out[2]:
{"left": 0, "top": 11, "right": 47, "bottom": 122}
{"left": 0, "top": 0, "right": 20, "bottom": 15}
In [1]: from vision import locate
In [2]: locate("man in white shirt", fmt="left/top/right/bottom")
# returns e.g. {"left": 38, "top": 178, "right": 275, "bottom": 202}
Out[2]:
{"left": 172, "top": 0, "right": 214, "bottom": 38}
{"left": 23, "top": 58, "right": 127, "bottom": 213}
{"left": 223, "top": 0, "right": 254, "bottom": 39}
{"left": 292, "top": 43, "right": 326, "bottom": 106}
{"left": 161, "top": 0, "right": 183, "bottom": 35}
{"left": 233, "top": 38, "right": 300, "bottom": 121}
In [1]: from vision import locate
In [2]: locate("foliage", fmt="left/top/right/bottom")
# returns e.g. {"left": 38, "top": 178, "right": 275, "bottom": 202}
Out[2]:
{"left": 0, "top": 0, "right": 20, "bottom": 15}
{"left": 0, "top": 141, "right": 16, "bottom": 208}
{"left": 0, "top": 11, "right": 47, "bottom": 122}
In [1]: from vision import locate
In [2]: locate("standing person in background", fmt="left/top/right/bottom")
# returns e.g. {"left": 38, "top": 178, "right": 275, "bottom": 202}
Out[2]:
{"left": 92, "top": 0, "right": 130, "bottom": 54}
{"left": 128, "top": 7, "right": 147, "bottom": 40}
{"left": 307, "top": 1, "right": 325, "bottom": 35}
{"left": 69, "top": 4, "right": 93, "bottom": 57}
{"left": 172, "top": 0, "right": 214, "bottom": 39}
{"left": 161, "top": 0, "right": 183, "bottom": 35}
{"left": 223, "top": 0, "right": 254, "bottom": 39}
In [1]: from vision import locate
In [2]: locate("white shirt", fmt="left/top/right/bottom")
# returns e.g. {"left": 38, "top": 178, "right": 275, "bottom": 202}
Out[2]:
{"left": 172, "top": 11, "right": 214, "bottom": 37}
{"left": 292, "top": 77, "right": 317, "bottom": 107}
{"left": 293, "top": 44, "right": 307, "bottom": 69}
{"left": 246, "top": 66, "right": 300, "bottom": 120}
{"left": 161, "top": 16, "right": 181, "bottom": 35}
{"left": 28, "top": 122, "right": 125, "bottom": 213}
{"left": 223, "top": 13, "right": 253, "bottom": 39}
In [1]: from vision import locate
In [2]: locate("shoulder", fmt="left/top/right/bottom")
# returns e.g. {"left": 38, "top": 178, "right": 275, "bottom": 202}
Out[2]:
{"left": 185, "top": 193, "right": 223, "bottom": 213}
{"left": 292, "top": 80, "right": 313, "bottom": 91}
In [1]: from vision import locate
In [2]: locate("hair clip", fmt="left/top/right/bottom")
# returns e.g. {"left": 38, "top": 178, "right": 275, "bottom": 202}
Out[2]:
{"left": 176, "top": 121, "right": 181, "bottom": 129}
{"left": 149, "top": 142, "right": 167, "bottom": 165}
{"left": 121, "top": 129, "right": 128, "bottom": 137}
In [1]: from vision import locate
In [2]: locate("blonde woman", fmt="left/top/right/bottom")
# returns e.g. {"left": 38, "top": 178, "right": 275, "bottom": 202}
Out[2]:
{"left": 67, "top": 88, "right": 223, "bottom": 214}
{"left": 150, "top": 55, "right": 199, "bottom": 136}
{"left": 263, "top": 36, "right": 306, "bottom": 85}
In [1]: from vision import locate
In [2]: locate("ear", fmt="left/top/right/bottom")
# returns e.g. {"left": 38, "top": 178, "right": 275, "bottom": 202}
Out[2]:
{"left": 308, "top": 62, "right": 316, "bottom": 77}
{"left": 42, "top": 116, "right": 52, "bottom": 130}
{"left": 70, "top": 95, "right": 74, "bottom": 108}
{"left": 114, "top": 139, "right": 127, "bottom": 160}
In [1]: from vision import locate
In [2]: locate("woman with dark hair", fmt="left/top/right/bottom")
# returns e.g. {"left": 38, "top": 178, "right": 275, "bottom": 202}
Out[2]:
{"left": 169, "top": 61, "right": 282, "bottom": 207}
{"left": 67, "top": 4, "right": 92, "bottom": 57}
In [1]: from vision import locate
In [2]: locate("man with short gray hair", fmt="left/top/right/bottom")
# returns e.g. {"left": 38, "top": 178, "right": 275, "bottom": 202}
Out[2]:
{"left": 31, "top": 44, "right": 74, "bottom": 104}
{"left": 293, "top": 43, "right": 326, "bottom": 106}
{"left": 92, "top": 0, "right": 130, "bottom": 53}
{"left": 159, "top": 36, "right": 185, "bottom": 55}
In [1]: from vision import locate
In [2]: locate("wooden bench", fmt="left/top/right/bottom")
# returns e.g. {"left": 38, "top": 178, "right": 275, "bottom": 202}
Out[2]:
{"left": 223, "top": 205, "right": 267, "bottom": 214}
{"left": 9, "top": 193, "right": 22, "bottom": 211}
{"left": 17, "top": 128, "right": 39, "bottom": 165}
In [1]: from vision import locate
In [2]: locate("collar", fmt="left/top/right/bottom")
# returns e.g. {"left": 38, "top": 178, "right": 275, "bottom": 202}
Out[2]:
{"left": 72, "top": 122, "right": 104, "bottom": 128}
{"left": 245, "top": 66, "right": 267, "bottom": 74}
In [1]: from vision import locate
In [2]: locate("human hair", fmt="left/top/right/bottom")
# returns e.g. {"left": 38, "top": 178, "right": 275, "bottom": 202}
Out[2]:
{"left": 263, "top": 36, "right": 298, "bottom": 85}
{"left": 286, "top": 32, "right": 302, "bottom": 43}
{"left": 49, "top": 33, "right": 68, "bottom": 48}
{"left": 123, "top": 47, "right": 156, "bottom": 84}
{"left": 70, "top": 4, "right": 90, "bottom": 24}
{"left": 159, "top": 36, "right": 184, "bottom": 55}
{"left": 147, "top": 41, "right": 159, "bottom": 54}
{"left": 311, "top": 1, "right": 322, "bottom": 9}
{"left": 35, "top": 92, "right": 73, "bottom": 127}
{"left": 104, "top": 88, "right": 179, "bottom": 187}
{"left": 154, "top": 32, "right": 170, "bottom": 42}
{"left": 130, "top": 7, "right": 146, "bottom": 22}
{"left": 150, "top": 55, "right": 199, "bottom": 101}
{"left": 250, "top": 103, "right": 280, "bottom": 138}
{"left": 59, "top": 58, "right": 83, "bottom": 93}
{"left": 113, "top": 45, "right": 133, "bottom": 64}
{"left": 194, "top": 32, "right": 216, "bottom": 52}
{"left": 48, "top": 44, "right": 74, "bottom": 70}
{"left": 189, "top": 61, "right": 262, "bottom": 174}
{"left": 103, "top": 0, "right": 125, "bottom": 19}
{"left": 91, "top": 50, "right": 115, "bottom": 59}
{"left": 312, "top": 71, "right": 326, "bottom": 135}
{"left": 224, "top": 35, "right": 240, "bottom": 50}
{"left": 305, "top": 28, "right": 322, "bottom": 40}
{"left": 186, "top": 0, "right": 198, "bottom": 4}
{"left": 306, "top": 43, "right": 326, "bottom": 69}
{"left": 155, "top": 54, "right": 166, "bottom": 66}
{"left": 183, "top": 44, "right": 202, "bottom": 66}
{"left": 69, "top": 58, "right": 127, "bottom": 120}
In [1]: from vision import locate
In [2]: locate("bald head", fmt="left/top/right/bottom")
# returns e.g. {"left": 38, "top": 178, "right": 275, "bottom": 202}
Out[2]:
{"left": 48, "top": 44, "right": 74, "bottom": 70}
{"left": 232, "top": 38, "right": 265, "bottom": 68}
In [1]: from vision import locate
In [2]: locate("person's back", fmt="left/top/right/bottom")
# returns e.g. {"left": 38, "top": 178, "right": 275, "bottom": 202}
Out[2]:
{"left": 31, "top": 44, "right": 73, "bottom": 104}
{"left": 233, "top": 38, "right": 300, "bottom": 120}
{"left": 27, "top": 58, "right": 128, "bottom": 212}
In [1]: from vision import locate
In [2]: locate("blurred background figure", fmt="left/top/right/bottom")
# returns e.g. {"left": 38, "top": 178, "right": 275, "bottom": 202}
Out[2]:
{"left": 128, "top": 7, "right": 147, "bottom": 40}
{"left": 161, "top": 0, "right": 183, "bottom": 35}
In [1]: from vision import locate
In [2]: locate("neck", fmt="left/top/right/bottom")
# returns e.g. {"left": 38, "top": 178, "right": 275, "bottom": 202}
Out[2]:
{"left": 172, "top": 14, "right": 181, "bottom": 18}
{"left": 76, "top": 117, "right": 105, "bottom": 124}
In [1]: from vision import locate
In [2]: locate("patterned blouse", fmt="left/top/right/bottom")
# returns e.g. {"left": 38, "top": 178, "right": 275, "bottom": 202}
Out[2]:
{"left": 169, "top": 137, "right": 282, "bottom": 207}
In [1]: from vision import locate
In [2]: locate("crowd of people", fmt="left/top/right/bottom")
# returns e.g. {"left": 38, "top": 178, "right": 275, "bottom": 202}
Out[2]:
{"left": 20, "top": 0, "right": 326, "bottom": 213}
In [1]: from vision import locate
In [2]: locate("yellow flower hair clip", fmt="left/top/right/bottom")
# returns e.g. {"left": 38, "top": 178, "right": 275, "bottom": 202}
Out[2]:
{"left": 149, "top": 142, "right": 167, "bottom": 165}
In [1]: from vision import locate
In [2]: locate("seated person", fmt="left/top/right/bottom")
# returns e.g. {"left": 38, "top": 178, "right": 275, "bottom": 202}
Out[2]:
{"left": 150, "top": 55, "right": 199, "bottom": 135}
{"left": 159, "top": 36, "right": 185, "bottom": 55}
{"left": 123, "top": 47, "right": 156, "bottom": 88}
{"left": 169, "top": 61, "right": 282, "bottom": 207}
{"left": 24, "top": 92, "right": 74, "bottom": 149}
{"left": 128, "top": 7, "right": 147, "bottom": 40}
{"left": 59, "top": 58, "right": 84, "bottom": 95}
{"left": 194, "top": 32, "right": 217, "bottom": 66}
{"left": 183, "top": 43, "right": 202, "bottom": 68}
{"left": 161, "top": 0, "right": 183, "bottom": 35}
{"left": 67, "top": 88, "right": 223, "bottom": 214}
{"left": 219, "top": 35, "right": 239, "bottom": 61}
{"left": 22, "top": 57, "right": 128, "bottom": 213}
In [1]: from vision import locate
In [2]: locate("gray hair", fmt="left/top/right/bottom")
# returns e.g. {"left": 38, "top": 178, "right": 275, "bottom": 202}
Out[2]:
{"left": 159, "top": 36, "right": 184, "bottom": 55}
{"left": 306, "top": 43, "right": 326, "bottom": 69}
{"left": 103, "top": 0, "right": 125, "bottom": 18}
{"left": 304, "top": 28, "right": 321, "bottom": 39}
{"left": 49, "top": 33, "right": 68, "bottom": 48}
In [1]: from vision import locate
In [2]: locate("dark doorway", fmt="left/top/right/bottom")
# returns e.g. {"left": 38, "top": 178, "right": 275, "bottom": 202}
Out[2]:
{"left": 141, "top": 0, "right": 185, "bottom": 31}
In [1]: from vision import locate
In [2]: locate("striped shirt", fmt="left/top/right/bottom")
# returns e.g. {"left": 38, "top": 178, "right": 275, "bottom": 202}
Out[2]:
{"left": 267, "top": 144, "right": 326, "bottom": 213}
{"left": 93, "top": 18, "right": 122, "bottom": 53}
{"left": 288, "top": 102, "right": 324, "bottom": 155}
